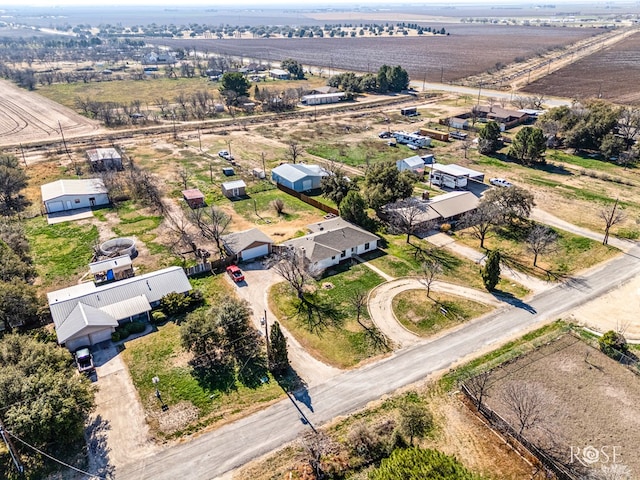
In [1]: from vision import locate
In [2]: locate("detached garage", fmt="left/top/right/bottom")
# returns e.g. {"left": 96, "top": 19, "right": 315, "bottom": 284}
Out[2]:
{"left": 222, "top": 228, "right": 274, "bottom": 262}
{"left": 41, "top": 178, "right": 109, "bottom": 214}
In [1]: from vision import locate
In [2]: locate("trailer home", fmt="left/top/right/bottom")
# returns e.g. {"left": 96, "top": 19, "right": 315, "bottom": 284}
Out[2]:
{"left": 392, "top": 131, "right": 431, "bottom": 148}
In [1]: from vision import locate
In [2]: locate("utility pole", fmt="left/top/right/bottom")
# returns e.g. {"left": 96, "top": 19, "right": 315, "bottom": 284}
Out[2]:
{"left": 58, "top": 121, "right": 74, "bottom": 170}
{"left": 476, "top": 83, "right": 482, "bottom": 107}
{"left": 440, "top": 66, "right": 444, "bottom": 84}
{"left": 198, "top": 128, "right": 202, "bottom": 151}
{"left": 422, "top": 68, "right": 427, "bottom": 92}
{"left": 263, "top": 309, "right": 270, "bottom": 366}
{"left": 0, "top": 417, "right": 24, "bottom": 476}
{"left": 261, "top": 152, "right": 266, "bottom": 175}
{"left": 19, "top": 143, "right": 27, "bottom": 168}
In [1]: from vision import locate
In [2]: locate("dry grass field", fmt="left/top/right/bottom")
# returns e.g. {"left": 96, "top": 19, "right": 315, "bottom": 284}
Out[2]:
{"left": 523, "top": 31, "right": 640, "bottom": 105}
{"left": 484, "top": 334, "right": 640, "bottom": 477}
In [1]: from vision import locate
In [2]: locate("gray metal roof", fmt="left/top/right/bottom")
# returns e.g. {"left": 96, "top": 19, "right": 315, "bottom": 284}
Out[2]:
{"left": 397, "top": 155, "right": 425, "bottom": 168}
{"left": 89, "top": 255, "right": 132, "bottom": 274}
{"left": 429, "top": 163, "right": 484, "bottom": 178}
{"left": 41, "top": 178, "right": 108, "bottom": 202}
{"left": 271, "top": 164, "right": 328, "bottom": 183}
{"left": 428, "top": 191, "right": 479, "bottom": 219}
{"left": 86, "top": 148, "right": 121, "bottom": 162}
{"left": 222, "top": 228, "right": 274, "bottom": 254}
{"left": 48, "top": 266, "right": 191, "bottom": 331}
{"left": 222, "top": 180, "right": 247, "bottom": 190}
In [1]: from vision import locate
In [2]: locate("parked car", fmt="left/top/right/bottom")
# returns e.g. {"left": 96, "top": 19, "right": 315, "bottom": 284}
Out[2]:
{"left": 226, "top": 265, "right": 245, "bottom": 283}
{"left": 218, "top": 150, "right": 234, "bottom": 161}
{"left": 378, "top": 131, "right": 391, "bottom": 138}
{"left": 407, "top": 143, "right": 419, "bottom": 151}
{"left": 489, "top": 178, "right": 513, "bottom": 188}
{"left": 75, "top": 348, "right": 94, "bottom": 373}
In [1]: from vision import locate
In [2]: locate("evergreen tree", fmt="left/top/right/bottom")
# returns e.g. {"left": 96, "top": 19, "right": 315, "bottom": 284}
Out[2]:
{"left": 339, "top": 190, "right": 372, "bottom": 229}
{"left": 268, "top": 321, "right": 289, "bottom": 373}
{"left": 477, "top": 121, "right": 502, "bottom": 155}
{"left": 508, "top": 126, "right": 547, "bottom": 165}
{"left": 481, "top": 250, "right": 501, "bottom": 291}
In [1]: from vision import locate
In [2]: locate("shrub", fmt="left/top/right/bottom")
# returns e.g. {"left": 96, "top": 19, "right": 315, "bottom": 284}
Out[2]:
{"left": 599, "top": 330, "right": 627, "bottom": 359}
{"left": 123, "top": 321, "right": 146, "bottom": 335}
{"left": 440, "top": 223, "right": 451, "bottom": 233}
{"left": 161, "top": 291, "right": 192, "bottom": 316}
{"left": 111, "top": 332, "right": 121, "bottom": 342}
{"left": 151, "top": 311, "right": 167, "bottom": 324}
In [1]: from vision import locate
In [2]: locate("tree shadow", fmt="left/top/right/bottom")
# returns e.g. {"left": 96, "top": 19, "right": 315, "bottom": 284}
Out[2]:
{"left": 190, "top": 357, "right": 237, "bottom": 393}
{"left": 487, "top": 152, "right": 572, "bottom": 175}
{"left": 85, "top": 415, "right": 116, "bottom": 479}
{"left": 491, "top": 291, "right": 537, "bottom": 314}
{"left": 237, "top": 351, "right": 269, "bottom": 389}
{"left": 295, "top": 294, "right": 343, "bottom": 335}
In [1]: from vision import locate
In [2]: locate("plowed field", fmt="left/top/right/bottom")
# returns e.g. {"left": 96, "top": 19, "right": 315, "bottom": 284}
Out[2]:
{"left": 0, "top": 79, "right": 102, "bottom": 146}
{"left": 523, "top": 31, "right": 640, "bottom": 104}
{"left": 158, "top": 24, "right": 597, "bottom": 82}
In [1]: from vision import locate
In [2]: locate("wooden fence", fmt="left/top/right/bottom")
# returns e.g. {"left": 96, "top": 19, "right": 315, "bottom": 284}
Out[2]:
{"left": 460, "top": 383, "right": 580, "bottom": 480}
{"left": 184, "top": 255, "right": 237, "bottom": 278}
{"left": 276, "top": 183, "right": 339, "bottom": 216}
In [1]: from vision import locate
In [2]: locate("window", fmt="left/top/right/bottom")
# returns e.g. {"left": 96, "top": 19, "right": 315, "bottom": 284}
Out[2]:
{"left": 340, "top": 251, "right": 346, "bottom": 258}
{"left": 331, "top": 256, "right": 336, "bottom": 260}
{"left": 351, "top": 247, "right": 356, "bottom": 252}
{"left": 74, "top": 199, "right": 81, "bottom": 203}
{"left": 364, "top": 243, "right": 370, "bottom": 250}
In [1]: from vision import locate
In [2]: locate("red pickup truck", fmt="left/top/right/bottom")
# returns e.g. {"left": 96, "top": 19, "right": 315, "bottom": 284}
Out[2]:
{"left": 226, "top": 265, "right": 245, "bottom": 283}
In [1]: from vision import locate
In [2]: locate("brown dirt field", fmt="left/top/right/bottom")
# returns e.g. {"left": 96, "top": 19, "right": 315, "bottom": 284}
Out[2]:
{"left": 524, "top": 31, "right": 640, "bottom": 105}
{"left": 0, "top": 78, "right": 102, "bottom": 146}
{"left": 484, "top": 334, "right": 640, "bottom": 477}
{"left": 157, "top": 25, "right": 596, "bottom": 82}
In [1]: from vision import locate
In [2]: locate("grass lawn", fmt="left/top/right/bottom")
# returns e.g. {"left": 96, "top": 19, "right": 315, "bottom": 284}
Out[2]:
{"left": 392, "top": 290, "right": 493, "bottom": 337}
{"left": 269, "top": 263, "right": 387, "bottom": 369}
{"left": 122, "top": 274, "right": 283, "bottom": 439}
{"left": 307, "top": 139, "right": 417, "bottom": 167}
{"left": 456, "top": 224, "right": 618, "bottom": 278}
{"left": 369, "top": 234, "right": 529, "bottom": 298}
{"left": 24, "top": 217, "right": 98, "bottom": 286}
{"left": 230, "top": 189, "right": 321, "bottom": 224}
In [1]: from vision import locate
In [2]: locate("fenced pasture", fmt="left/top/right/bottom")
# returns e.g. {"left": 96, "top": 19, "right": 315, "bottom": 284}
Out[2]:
{"left": 471, "top": 334, "right": 640, "bottom": 478}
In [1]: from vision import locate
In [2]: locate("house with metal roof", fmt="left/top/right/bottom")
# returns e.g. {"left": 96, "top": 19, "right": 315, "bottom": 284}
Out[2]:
{"left": 48, "top": 266, "right": 191, "bottom": 350}
{"left": 222, "top": 228, "right": 274, "bottom": 262}
{"left": 41, "top": 178, "right": 109, "bottom": 214}
{"left": 383, "top": 191, "right": 479, "bottom": 230}
{"left": 283, "top": 217, "right": 380, "bottom": 271}
{"left": 271, "top": 164, "right": 328, "bottom": 192}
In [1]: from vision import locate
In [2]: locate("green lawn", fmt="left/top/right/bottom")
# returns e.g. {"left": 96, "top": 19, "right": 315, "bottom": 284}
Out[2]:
{"left": 111, "top": 202, "right": 163, "bottom": 237}
{"left": 269, "top": 263, "right": 387, "bottom": 368}
{"left": 456, "top": 223, "right": 618, "bottom": 278}
{"left": 307, "top": 139, "right": 419, "bottom": 167}
{"left": 369, "top": 234, "right": 529, "bottom": 298}
{"left": 230, "top": 189, "right": 322, "bottom": 224}
{"left": 24, "top": 217, "right": 98, "bottom": 286}
{"left": 393, "top": 290, "right": 493, "bottom": 337}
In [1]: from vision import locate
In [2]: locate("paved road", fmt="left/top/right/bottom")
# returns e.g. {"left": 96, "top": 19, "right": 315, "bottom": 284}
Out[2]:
{"left": 116, "top": 244, "right": 640, "bottom": 480}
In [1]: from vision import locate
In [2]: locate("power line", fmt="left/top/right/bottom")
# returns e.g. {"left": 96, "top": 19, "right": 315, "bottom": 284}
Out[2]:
{"left": 5, "top": 429, "right": 106, "bottom": 480}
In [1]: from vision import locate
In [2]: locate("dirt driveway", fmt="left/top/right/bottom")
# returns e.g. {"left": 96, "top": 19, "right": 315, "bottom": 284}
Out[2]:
{"left": 87, "top": 342, "right": 159, "bottom": 476}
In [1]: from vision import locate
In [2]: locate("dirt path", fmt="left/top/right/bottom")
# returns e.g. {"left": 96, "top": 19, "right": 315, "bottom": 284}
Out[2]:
{"left": 368, "top": 277, "right": 502, "bottom": 348}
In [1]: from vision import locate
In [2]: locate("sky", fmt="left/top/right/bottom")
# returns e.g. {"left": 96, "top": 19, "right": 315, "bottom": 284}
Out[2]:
{"left": 0, "top": 0, "right": 614, "bottom": 6}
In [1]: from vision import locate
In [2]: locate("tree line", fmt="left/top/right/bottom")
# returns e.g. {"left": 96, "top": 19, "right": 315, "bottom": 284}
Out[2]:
{"left": 328, "top": 65, "right": 410, "bottom": 95}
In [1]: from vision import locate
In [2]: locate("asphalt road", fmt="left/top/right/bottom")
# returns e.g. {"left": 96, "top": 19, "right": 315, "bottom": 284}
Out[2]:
{"left": 116, "top": 243, "right": 640, "bottom": 480}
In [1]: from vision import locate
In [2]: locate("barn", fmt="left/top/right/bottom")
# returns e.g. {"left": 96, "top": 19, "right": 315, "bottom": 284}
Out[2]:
{"left": 301, "top": 92, "right": 345, "bottom": 106}
{"left": 41, "top": 179, "right": 109, "bottom": 214}
{"left": 271, "top": 164, "right": 328, "bottom": 192}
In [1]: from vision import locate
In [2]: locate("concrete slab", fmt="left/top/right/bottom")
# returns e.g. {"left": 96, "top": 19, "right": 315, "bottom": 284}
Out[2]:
{"left": 47, "top": 207, "right": 94, "bottom": 224}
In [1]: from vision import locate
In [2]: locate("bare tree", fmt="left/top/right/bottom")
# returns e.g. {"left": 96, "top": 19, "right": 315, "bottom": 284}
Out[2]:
{"left": 616, "top": 107, "right": 640, "bottom": 148}
{"left": 177, "top": 167, "right": 190, "bottom": 190}
{"left": 271, "top": 198, "right": 285, "bottom": 215}
{"left": 269, "top": 247, "right": 315, "bottom": 299}
{"left": 287, "top": 141, "right": 303, "bottom": 164}
{"left": 526, "top": 225, "right": 558, "bottom": 267}
{"left": 458, "top": 137, "right": 473, "bottom": 159}
{"left": 386, "top": 198, "right": 430, "bottom": 244}
{"left": 501, "top": 382, "right": 547, "bottom": 435}
{"left": 420, "top": 258, "right": 442, "bottom": 298}
{"left": 190, "top": 206, "right": 231, "bottom": 257}
{"left": 298, "top": 431, "right": 338, "bottom": 480}
{"left": 164, "top": 212, "right": 202, "bottom": 261}
{"left": 459, "top": 202, "right": 501, "bottom": 249}
{"left": 599, "top": 199, "right": 624, "bottom": 245}
{"left": 349, "top": 289, "right": 388, "bottom": 349}
{"left": 464, "top": 371, "right": 491, "bottom": 409}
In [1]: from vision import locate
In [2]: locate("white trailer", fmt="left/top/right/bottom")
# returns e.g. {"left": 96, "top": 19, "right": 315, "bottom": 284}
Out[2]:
{"left": 392, "top": 131, "right": 432, "bottom": 148}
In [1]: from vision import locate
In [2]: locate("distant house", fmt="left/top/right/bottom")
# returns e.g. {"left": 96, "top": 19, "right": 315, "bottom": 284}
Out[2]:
{"left": 222, "top": 228, "right": 274, "bottom": 262}
{"left": 86, "top": 147, "right": 123, "bottom": 171}
{"left": 221, "top": 180, "right": 247, "bottom": 198}
{"left": 310, "top": 86, "right": 338, "bottom": 95}
{"left": 301, "top": 92, "right": 345, "bottom": 106}
{"left": 48, "top": 266, "right": 191, "bottom": 351}
{"left": 396, "top": 155, "right": 425, "bottom": 173}
{"left": 271, "top": 164, "right": 328, "bottom": 192}
{"left": 182, "top": 189, "right": 205, "bottom": 209}
{"left": 41, "top": 179, "right": 109, "bottom": 214}
{"left": 269, "top": 68, "right": 290, "bottom": 80}
{"left": 142, "top": 52, "right": 176, "bottom": 65}
{"left": 449, "top": 117, "right": 470, "bottom": 130}
{"left": 474, "top": 105, "right": 529, "bottom": 130}
{"left": 283, "top": 217, "right": 380, "bottom": 271}
{"left": 384, "top": 191, "right": 479, "bottom": 228}
{"left": 89, "top": 254, "right": 134, "bottom": 285}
